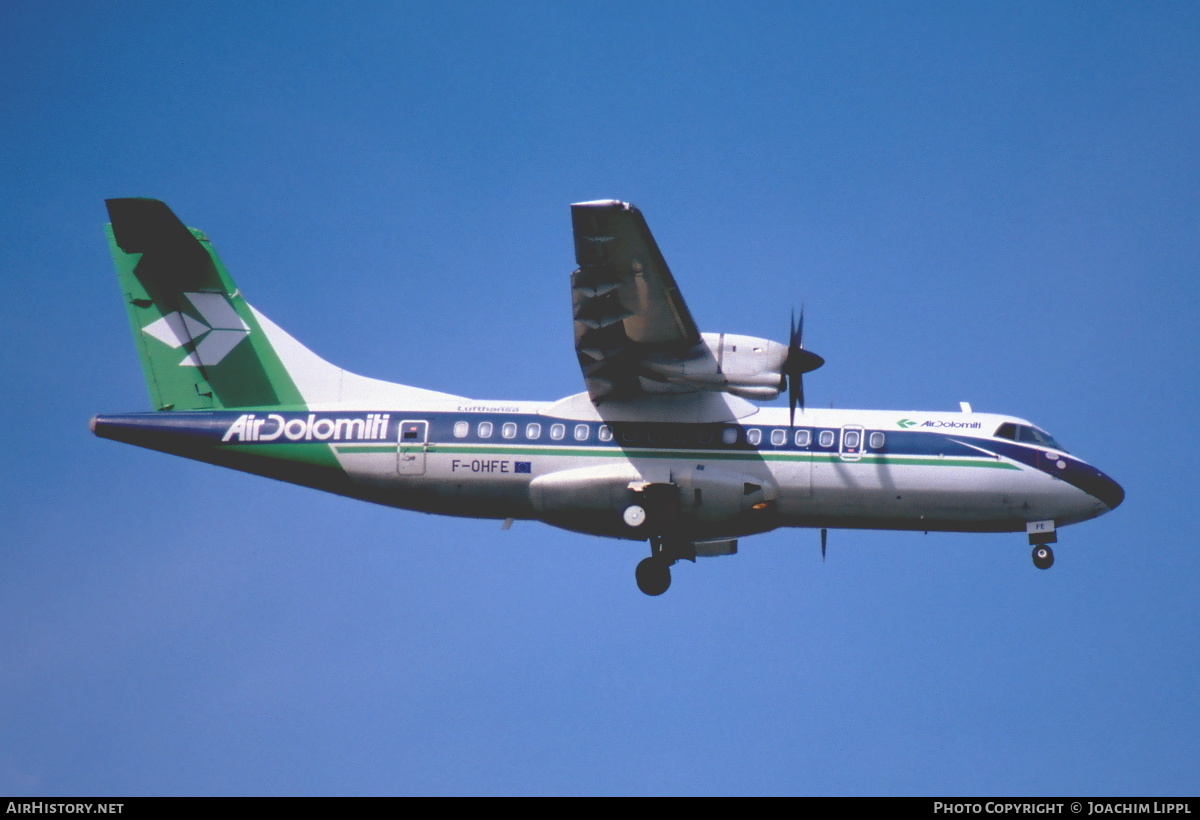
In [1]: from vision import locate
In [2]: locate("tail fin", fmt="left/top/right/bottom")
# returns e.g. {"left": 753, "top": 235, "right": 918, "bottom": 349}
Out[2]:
{"left": 106, "top": 198, "right": 306, "bottom": 411}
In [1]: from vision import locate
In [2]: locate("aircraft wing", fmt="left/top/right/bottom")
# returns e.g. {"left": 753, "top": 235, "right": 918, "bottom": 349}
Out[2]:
{"left": 570, "top": 200, "right": 702, "bottom": 403}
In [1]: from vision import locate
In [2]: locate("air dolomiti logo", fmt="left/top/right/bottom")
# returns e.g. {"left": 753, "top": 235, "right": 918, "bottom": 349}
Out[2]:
{"left": 897, "top": 418, "right": 981, "bottom": 430}
{"left": 223, "top": 413, "right": 392, "bottom": 442}
{"left": 142, "top": 292, "right": 250, "bottom": 367}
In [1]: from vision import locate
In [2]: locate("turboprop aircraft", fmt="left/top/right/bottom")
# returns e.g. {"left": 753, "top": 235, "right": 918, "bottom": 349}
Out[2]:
{"left": 92, "top": 198, "right": 1124, "bottom": 595}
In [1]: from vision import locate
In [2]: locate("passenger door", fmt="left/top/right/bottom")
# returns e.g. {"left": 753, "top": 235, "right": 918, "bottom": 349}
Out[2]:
{"left": 397, "top": 420, "right": 428, "bottom": 475}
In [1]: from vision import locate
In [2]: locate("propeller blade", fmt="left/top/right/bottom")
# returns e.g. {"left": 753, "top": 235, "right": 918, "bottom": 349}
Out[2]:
{"left": 788, "top": 370, "right": 800, "bottom": 427}
{"left": 783, "top": 305, "right": 823, "bottom": 426}
{"left": 821, "top": 528, "right": 827, "bottom": 562}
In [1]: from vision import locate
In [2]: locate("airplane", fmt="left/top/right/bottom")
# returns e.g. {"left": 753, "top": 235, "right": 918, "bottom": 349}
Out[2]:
{"left": 92, "top": 198, "right": 1124, "bottom": 595}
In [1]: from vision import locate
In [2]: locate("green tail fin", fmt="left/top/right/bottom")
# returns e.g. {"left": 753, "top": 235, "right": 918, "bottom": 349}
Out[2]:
{"left": 106, "top": 198, "right": 306, "bottom": 411}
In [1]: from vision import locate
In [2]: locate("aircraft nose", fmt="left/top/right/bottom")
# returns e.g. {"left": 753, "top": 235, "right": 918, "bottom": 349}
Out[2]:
{"left": 1089, "top": 468, "right": 1125, "bottom": 512}
{"left": 1053, "top": 457, "right": 1124, "bottom": 516}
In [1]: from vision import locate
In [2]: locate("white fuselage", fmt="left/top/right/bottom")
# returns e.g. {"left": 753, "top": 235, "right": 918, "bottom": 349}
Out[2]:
{"left": 312, "top": 398, "right": 1119, "bottom": 541}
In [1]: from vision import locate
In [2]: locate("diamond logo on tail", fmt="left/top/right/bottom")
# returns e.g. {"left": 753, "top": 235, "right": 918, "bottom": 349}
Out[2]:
{"left": 141, "top": 292, "right": 250, "bottom": 367}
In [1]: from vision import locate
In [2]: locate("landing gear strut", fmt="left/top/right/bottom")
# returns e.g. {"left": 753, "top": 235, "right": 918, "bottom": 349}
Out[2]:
{"left": 625, "top": 483, "right": 689, "bottom": 595}
{"left": 1032, "top": 544, "right": 1055, "bottom": 570}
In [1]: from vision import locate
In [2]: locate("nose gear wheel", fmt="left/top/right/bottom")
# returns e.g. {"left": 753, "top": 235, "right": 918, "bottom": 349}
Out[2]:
{"left": 1032, "top": 544, "right": 1055, "bottom": 570}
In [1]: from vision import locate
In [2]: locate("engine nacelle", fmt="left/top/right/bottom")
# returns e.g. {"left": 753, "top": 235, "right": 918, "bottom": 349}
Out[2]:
{"left": 529, "top": 463, "right": 644, "bottom": 538}
{"left": 639, "top": 332, "right": 787, "bottom": 400}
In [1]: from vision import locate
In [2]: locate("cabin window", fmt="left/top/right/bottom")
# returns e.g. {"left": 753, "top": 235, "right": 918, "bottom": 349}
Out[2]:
{"left": 453, "top": 421, "right": 469, "bottom": 439}
{"left": 574, "top": 424, "right": 590, "bottom": 441}
{"left": 620, "top": 425, "right": 638, "bottom": 443}
{"left": 501, "top": 422, "right": 517, "bottom": 439}
{"left": 747, "top": 428, "right": 762, "bottom": 446}
{"left": 722, "top": 427, "right": 739, "bottom": 445}
{"left": 646, "top": 428, "right": 662, "bottom": 443}
{"left": 770, "top": 429, "right": 787, "bottom": 446}
{"left": 672, "top": 427, "right": 688, "bottom": 444}
{"left": 550, "top": 423, "right": 565, "bottom": 440}
{"left": 794, "top": 429, "right": 811, "bottom": 447}
{"left": 525, "top": 423, "right": 541, "bottom": 439}
{"left": 477, "top": 422, "right": 493, "bottom": 439}
{"left": 843, "top": 430, "right": 861, "bottom": 450}
{"left": 869, "top": 431, "right": 886, "bottom": 449}
{"left": 598, "top": 425, "right": 613, "bottom": 442}
{"left": 698, "top": 428, "right": 713, "bottom": 444}
{"left": 818, "top": 430, "right": 835, "bottom": 448}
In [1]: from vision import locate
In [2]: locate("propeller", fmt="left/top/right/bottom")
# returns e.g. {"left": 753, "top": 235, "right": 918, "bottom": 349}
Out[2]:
{"left": 781, "top": 307, "right": 825, "bottom": 426}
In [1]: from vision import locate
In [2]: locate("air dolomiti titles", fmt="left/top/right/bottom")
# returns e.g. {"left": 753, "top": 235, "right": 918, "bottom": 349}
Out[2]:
{"left": 222, "top": 413, "right": 392, "bottom": 443}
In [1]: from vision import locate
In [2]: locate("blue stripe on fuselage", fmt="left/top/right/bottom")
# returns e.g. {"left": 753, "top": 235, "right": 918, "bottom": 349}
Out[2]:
{"left": 95, "top": 410, "right": 1037, "bottom": 461}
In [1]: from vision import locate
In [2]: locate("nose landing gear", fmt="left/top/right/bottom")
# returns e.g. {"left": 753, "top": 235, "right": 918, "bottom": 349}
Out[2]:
{"left": 1032, "top": 544, "right": 1055, "bottom": 570}
{"left": 1026, "top": 520, "right": 1057, "bottom": 570}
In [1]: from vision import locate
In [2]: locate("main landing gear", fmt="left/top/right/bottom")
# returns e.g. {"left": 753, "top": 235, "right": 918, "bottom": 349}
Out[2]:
{"left": 624, "top": 489, "right": 688, "bottom": 596}
{"left": 623, "top": 486, "right": 739, "bottom": 595}
{"left": 634, "top": 534, "right": 697, "bottom": 596}
{"left": 635, "top": 555, "right": 671, "bottom": 596}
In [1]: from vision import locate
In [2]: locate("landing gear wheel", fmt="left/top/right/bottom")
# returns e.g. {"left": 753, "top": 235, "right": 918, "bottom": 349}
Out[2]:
{"left": 622, "top": 504, "right": 647, "bottom": 528}
{"left": 635, "top": 557, "right": 671, "bottom": 596}
{"left": 1032, "top": 544, "right": 1055, "bottom": 570}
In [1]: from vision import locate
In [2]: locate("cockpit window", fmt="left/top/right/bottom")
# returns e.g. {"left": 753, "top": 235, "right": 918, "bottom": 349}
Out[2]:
{"left": 1021, "top": 426, "right": 1063, "bottom": 450}
{"left": 994, "top": 422, "right": 1065, "bottom": 451}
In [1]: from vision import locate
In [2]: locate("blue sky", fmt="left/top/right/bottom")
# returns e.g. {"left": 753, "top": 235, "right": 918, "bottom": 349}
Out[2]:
{"left": 1, "top": 1, "right": 1197, "bottom": 796}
